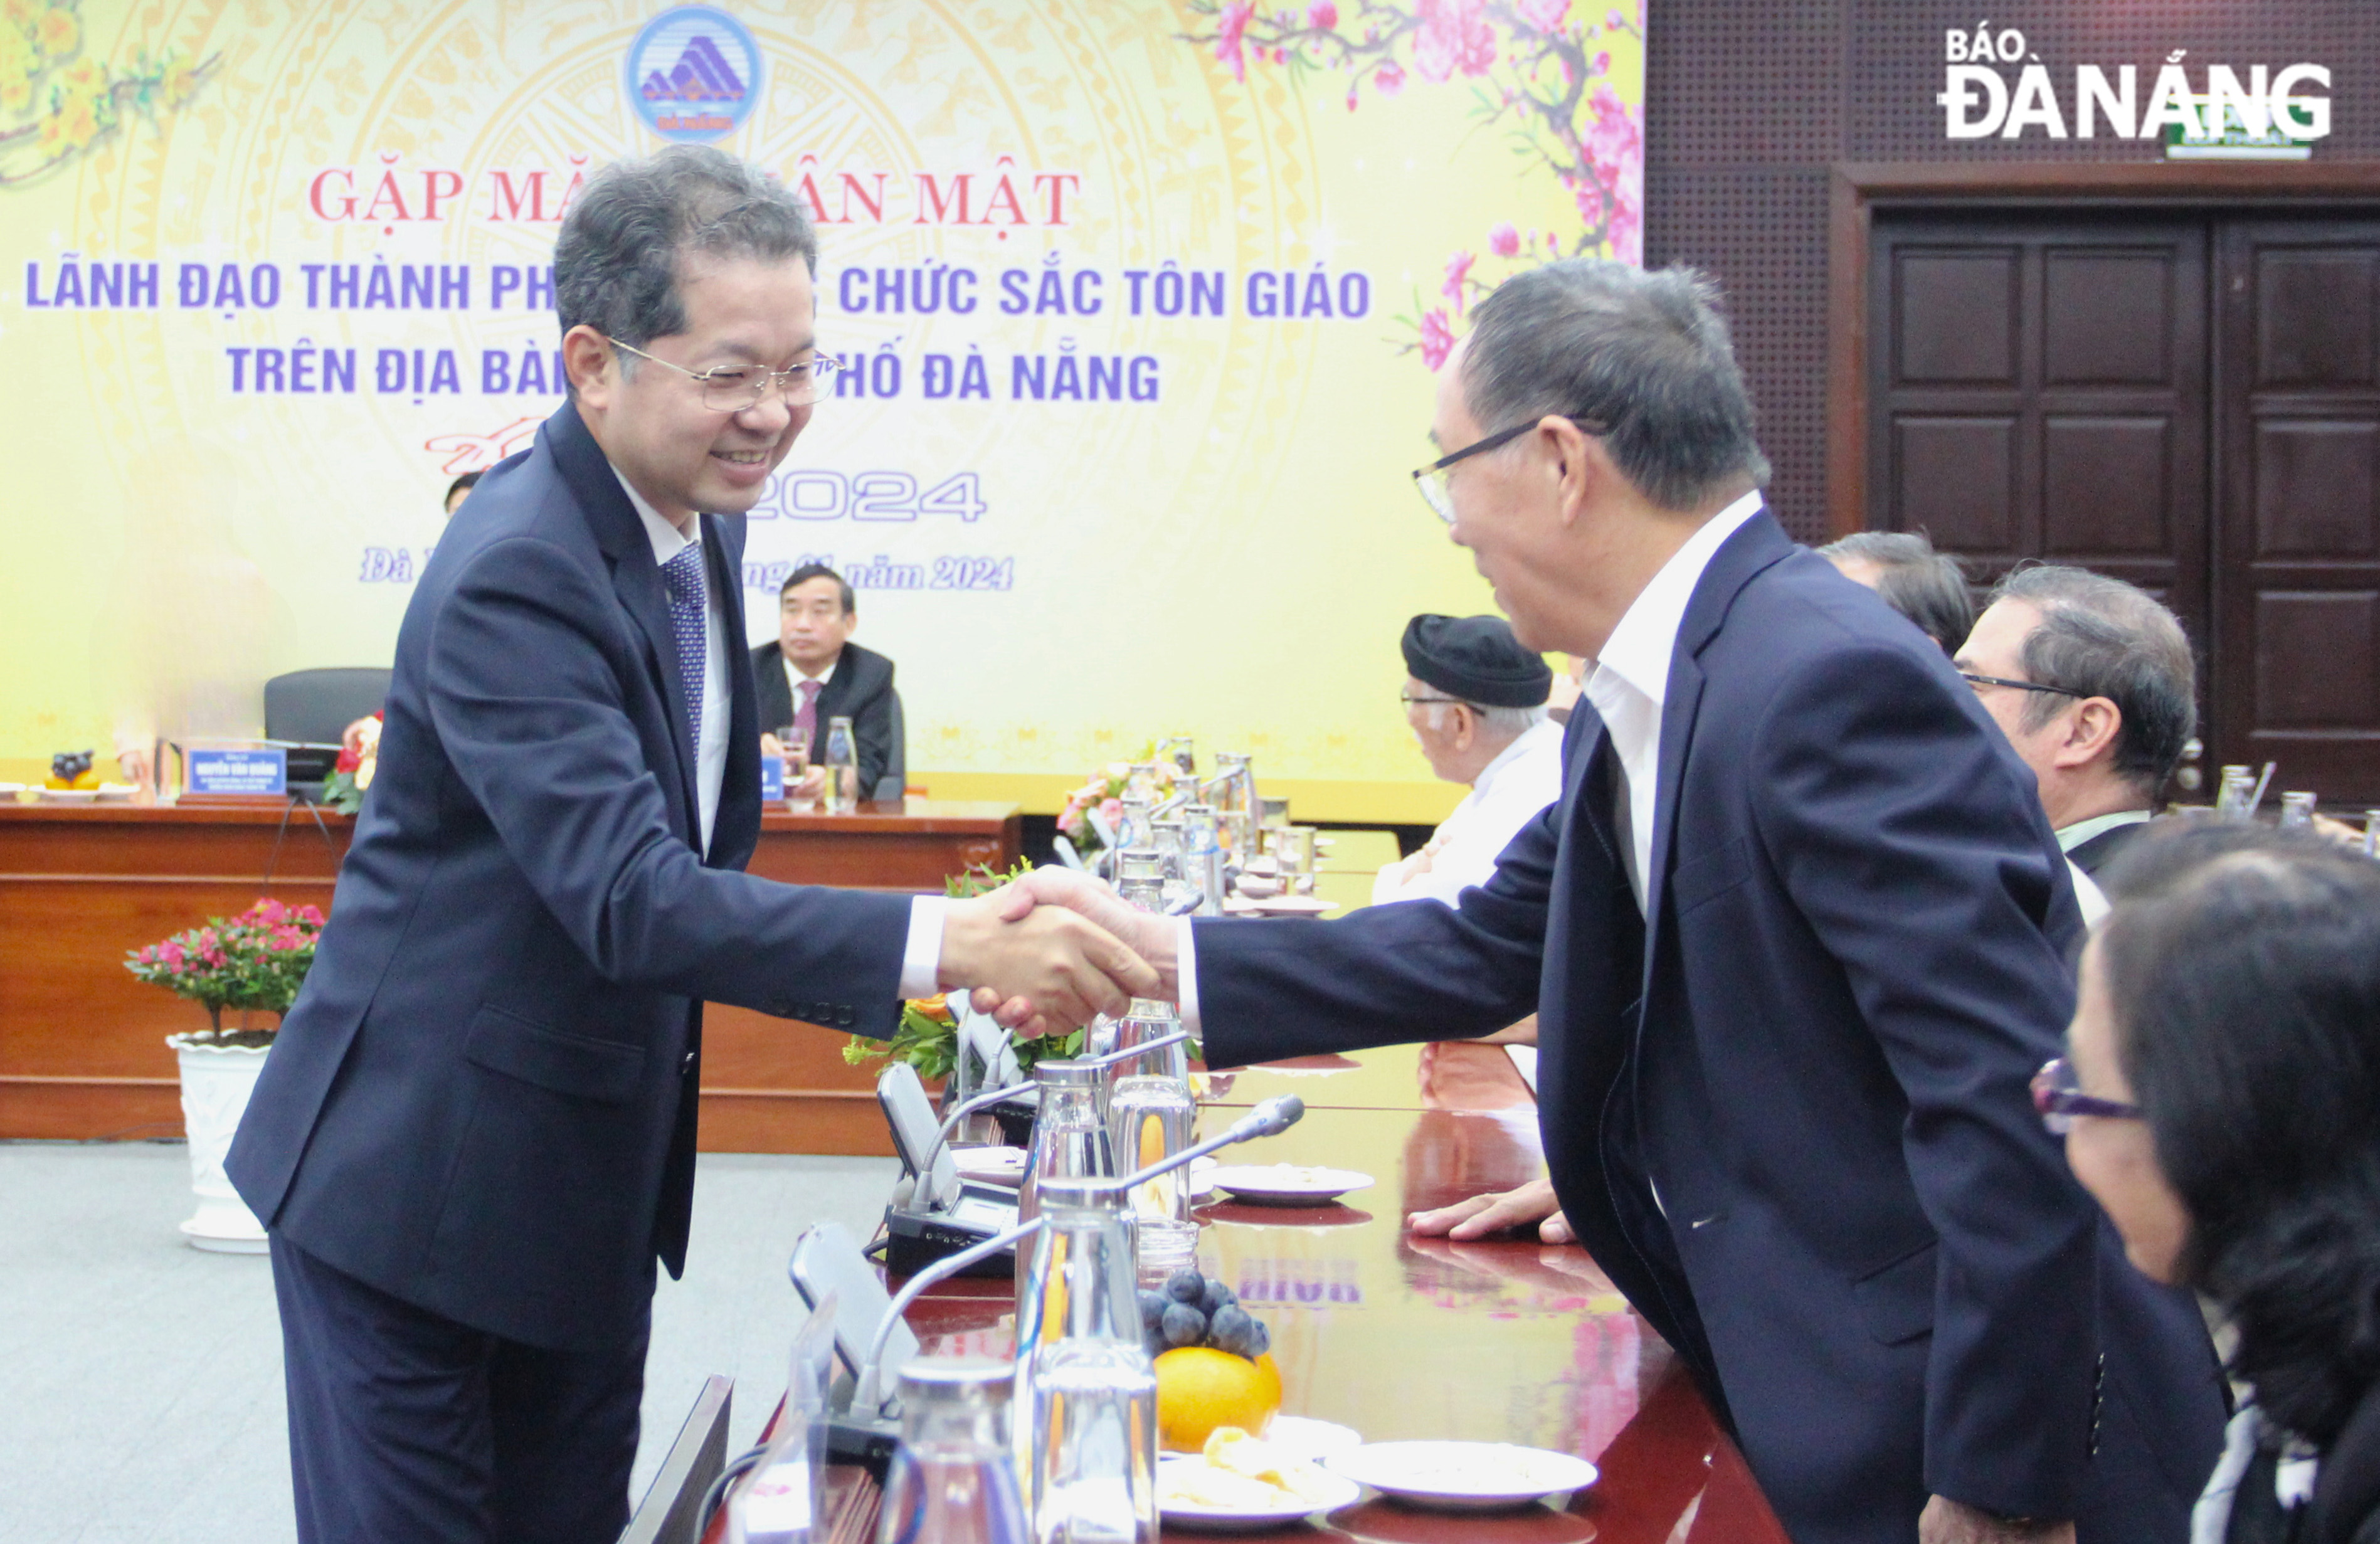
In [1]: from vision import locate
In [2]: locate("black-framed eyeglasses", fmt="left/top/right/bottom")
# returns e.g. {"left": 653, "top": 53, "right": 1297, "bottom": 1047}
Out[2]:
{"left": 1960, "top": 671, "right": 2088, "bottom": 701}
{"left": 2031, "top": 1057, "right": 2142, "bottom": 1135}
{"left": 606, "top": 336, "right": 844, "bottom": 411}
{"left": 1400, "top": 691, "right": 1468, "bottom": 710}
{"left": 1411, "top": 416, "right": 1609, "bottom": 524}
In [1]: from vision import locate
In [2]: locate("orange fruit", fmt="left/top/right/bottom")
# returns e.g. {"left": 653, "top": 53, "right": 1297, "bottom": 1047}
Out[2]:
{"left": 1155, "top": 1348, "right": 1281, "bottom": 1452}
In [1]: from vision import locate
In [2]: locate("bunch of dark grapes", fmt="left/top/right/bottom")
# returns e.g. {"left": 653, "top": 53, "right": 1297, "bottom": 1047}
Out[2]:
{"left": 1136, "top": 1269, "right": 1271, "bottom": 1360}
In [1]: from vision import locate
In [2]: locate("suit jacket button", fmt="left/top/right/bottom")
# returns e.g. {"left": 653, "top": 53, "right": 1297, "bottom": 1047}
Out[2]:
{"left": 681, "top": 1050, "right": 696, "bottom": 1076}
{"left": 837, "top": 1007, "right": 855, "bottom": 1028}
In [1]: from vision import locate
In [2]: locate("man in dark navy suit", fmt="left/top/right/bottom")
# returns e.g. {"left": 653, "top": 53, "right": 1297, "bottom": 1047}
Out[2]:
{"left": 751, "top": 563, "right": 900, "bottom": 799}
{"left": 226, "top": 147, "right": 1153, "bottom": 1544}
{"left": 1002, "top": 263, "right": 2226, "bottom": 1543}
{"left": 1954, "top": 565, "right": 2196, "bottom": 881}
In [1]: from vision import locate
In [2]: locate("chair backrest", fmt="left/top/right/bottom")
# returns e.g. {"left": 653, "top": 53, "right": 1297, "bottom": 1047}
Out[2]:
{"left": 620, "top": 1374, "right": 733, "bottom": 1544}
{"left": 263, "top": 668, "right": 392, "bottom": 744}
{"left": 872, "top": 689, "right": 907, "bottom": 802}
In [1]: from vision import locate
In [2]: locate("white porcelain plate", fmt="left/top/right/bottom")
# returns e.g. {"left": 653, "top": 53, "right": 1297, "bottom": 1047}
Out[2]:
{"left": 1265, "top": 1416, "right": 1363, "bottom": 1460}
{"left": 1220, "top": 894, "right": 1335, "bottom": 916}
{"left": 39, "top": 788, "right": 98, "bottom": 803}
{"left": 951, "top": 1145, "right": 1027, "bottom": 1187}
{"left": 1157, "top": 1456, "right": 1362, "bottom": 1532}
{"left": 1203, "top": 1165, "right": 1373, "bottom": 1207}
{"left": 1323, "top": 1441, "right": 1599, "bottom": 1512}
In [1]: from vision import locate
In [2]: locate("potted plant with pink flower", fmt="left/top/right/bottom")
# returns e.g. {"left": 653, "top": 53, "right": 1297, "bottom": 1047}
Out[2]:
{"left": 124, "top": 898, "right": 324, "bottom": 1251}
{"left": 1054, "top": 763, "right": 1133, "bottom": 869}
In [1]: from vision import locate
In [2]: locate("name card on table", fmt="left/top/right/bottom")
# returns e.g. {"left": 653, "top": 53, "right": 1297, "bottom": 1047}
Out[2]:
{"left": 759, "top": 754, "right": 784, "bottom": 802}
{"left": 186, "top": 748, "right": 287, "bottom": 797}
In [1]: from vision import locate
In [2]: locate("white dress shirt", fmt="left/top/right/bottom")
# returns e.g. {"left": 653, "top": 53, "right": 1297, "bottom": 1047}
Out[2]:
{"left": 613, "top": 471, "right": 942, "bottom": 997}
{"left": 1580, "top": 489, "right": 1768, "bottom": 914}
{"left": 1373, "top": 717, "right": 1567, "bottom": 907}
{"left": 1184, "top": 490, "right": 1770, "bottom": 1037}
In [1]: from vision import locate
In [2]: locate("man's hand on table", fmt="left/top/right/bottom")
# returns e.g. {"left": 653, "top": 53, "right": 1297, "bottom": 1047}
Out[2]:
{"left": 1407, "top": 1177, "right": 1575, "bottom": 1244}
{"left": 938, "top": 889, "right": 1161, "bottom": 1038}
{"left": 965, "top": 869, "right": 1182, "bottom": 1027}
{"left": 1920, "top": 1497, "right": 2073, "bottom": 1544}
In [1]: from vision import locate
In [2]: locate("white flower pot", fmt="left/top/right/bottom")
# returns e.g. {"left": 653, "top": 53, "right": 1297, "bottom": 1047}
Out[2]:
{"left": 166, "top": 1033, "right": 271, "bottom": 1254}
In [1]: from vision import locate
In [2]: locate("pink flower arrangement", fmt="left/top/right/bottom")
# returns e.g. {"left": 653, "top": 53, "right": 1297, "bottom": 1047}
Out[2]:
{"left": 1215, "top": 1, "right": 1256, "bottom": 82}
{"left": 1419, "top": 308, "right": 1456, "bottom": 371}
{"left": 1442, "top": 250, "right": 1476, "bottom": 312}
{"left": 1179, "top": 0, "right": 1644, "bottom": 360}
{"left": 126, "top": 899, "right": 326, "bottom": 1040}
{"left": 1412, "top": 0, "right": 1495, "bottom": 83}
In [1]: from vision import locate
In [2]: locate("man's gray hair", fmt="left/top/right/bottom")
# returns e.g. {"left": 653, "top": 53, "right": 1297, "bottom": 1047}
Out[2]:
{"left": 1992, "top": 564, "right": 2198, "bottom": 794}
{"left": 1462, "top": 260, "right": 1771, "bottom": 512}
{"left": 1421, "top": 701, "right": 1547, "bottom": 740}
{"left": 554, "top": 145, "right": 817, "bottom": 364}
{"left": 1814, "top": 529, "right": 1974, "bottom": 653}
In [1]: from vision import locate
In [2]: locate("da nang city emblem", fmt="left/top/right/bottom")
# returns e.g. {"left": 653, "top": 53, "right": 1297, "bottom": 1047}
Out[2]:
{"left": 627, "top": 6, "right": 763, "bottom": 144}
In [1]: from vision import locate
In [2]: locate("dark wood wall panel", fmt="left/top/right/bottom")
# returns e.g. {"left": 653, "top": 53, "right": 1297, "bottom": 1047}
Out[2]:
{"left": 1645, "top": 0, "right": 2380, "bottom": 541}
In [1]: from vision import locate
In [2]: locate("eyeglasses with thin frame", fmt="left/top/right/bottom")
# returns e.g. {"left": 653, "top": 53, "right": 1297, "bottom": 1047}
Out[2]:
{"left": 605, "top": 336, "right": 843, "bottom": 411}
{"left": 1400, "top": 691, "right": 1469, "bottom": 710}
{"left": 1411, "top": 416, "right": 1609, "bottom": 524}
{"left": 1960, "top": 671, "right": 2087, "bottom": 701}
{"left": 2030, "top": 1057, "right": 2142, "bottom": 1135}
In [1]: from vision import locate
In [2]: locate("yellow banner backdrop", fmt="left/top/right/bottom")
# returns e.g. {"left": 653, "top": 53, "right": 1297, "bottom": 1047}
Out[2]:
{"left": 1, "top": 0, "right": 1643, "bottom": 819}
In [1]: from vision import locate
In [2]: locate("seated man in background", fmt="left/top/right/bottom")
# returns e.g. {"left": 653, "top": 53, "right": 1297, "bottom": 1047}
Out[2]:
{"left": 1955, "top": 564, "right": 2194, "bottom": 879}
{"left": 1372, "top": 613, "right": 1563, "bottom": 907}
{"left": 753, "top": 563, "right": 898, "bottom": 799}
{"left": 442, "top": 469, "right": 481, "bottom": 516}
{"left": 1814, "top": 528, "right": 1974, "bottom": 653}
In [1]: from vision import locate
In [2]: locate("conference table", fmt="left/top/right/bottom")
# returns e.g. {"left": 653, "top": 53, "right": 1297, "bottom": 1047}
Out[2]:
{"left": 709, "top": 1040, "right": 1790, "bottom": 1542}
{"left": 0, "top": 795, "right": 1018, "bottom": 1148}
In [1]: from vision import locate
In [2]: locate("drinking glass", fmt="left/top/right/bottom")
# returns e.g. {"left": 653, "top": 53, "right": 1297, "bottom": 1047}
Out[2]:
{"left": 773, "top": 725, "right": 811, "bottom": 806}
{"left": 2280, "top": 790, "right": 2318, "bottom": 828}
{"left": 2214, "top": 765, "right": 2255, "bottom": 819}
{"left": 1269, "top": 826, "right": 1318, "bottom": 892}
{"left": 1013, "top": 1182, "right": 1159, "bottom": 1544}
{"left": 875, "top": 1358, "right": 1029, "bottom": 1544}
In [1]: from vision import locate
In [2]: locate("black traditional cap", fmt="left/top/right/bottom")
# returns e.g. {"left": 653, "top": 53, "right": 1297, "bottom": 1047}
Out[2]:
{"left": 1400, "top": 614, "right": 1552, "bottom": 709}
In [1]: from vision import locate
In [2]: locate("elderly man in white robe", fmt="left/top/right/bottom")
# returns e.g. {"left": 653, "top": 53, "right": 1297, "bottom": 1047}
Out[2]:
{"left": 1373, "top": 613, "right": 1564, "bottom": 908}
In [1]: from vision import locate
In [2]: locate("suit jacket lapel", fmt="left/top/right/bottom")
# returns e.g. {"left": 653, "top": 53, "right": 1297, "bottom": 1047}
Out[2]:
{"left": 546, "top": 402, "right": 702, "bottom": 834}
{"left": 1636, "top": 512, "right": 1797, "bottom": 1007}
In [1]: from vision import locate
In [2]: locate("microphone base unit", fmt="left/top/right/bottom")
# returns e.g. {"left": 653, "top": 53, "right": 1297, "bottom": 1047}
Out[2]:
{"left": 822, "top": 1410, "right": 903, "bottom": 1479}
{"left": 882, "top": 1198, "right": 1020, "bottom": 1279}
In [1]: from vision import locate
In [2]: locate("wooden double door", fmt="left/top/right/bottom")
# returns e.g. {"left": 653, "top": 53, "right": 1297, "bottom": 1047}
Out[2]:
{"left": 1869, "top": 207, "right": 2380, "bottom": 804}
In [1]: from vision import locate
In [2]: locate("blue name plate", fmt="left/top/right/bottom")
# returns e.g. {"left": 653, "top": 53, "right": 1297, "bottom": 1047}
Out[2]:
{"left": 188, "top": 748, "right": 287, "bottom": 796}
{"left": 759, "top": 754, "right": 784, "bottom": 801}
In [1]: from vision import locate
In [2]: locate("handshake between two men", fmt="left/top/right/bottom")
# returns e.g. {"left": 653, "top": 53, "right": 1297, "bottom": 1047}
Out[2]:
{"left": 941, "top": 866, "right": 1582, "bottom": 1252}
{"left": 936, "top": 867, "right": 1181, "bottom": 1034}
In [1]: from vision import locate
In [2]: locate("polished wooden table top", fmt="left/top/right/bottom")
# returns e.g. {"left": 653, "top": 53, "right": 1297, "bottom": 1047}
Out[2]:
{"left": 728, "top": 1087, "right": 1787, "bottom": 1542}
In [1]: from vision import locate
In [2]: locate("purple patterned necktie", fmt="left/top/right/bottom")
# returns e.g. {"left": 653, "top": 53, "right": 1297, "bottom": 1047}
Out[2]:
{"left": 660, "top": 542, "right": 706, "bottom": 747}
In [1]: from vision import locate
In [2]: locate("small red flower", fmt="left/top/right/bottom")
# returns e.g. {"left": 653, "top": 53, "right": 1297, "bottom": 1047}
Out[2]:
{"left": 1374, "top": 60, "right": 1406, "bottom": 96}
{"left": 1306, "top": 0, "right": 1336, "bottom": 26}
{"left": 1488, "top": 221, "right": 1521, "bottom": 257}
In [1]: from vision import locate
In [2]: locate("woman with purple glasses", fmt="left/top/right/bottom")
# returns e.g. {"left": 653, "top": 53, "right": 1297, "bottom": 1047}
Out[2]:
{"left": 2044, "top": 820, "right": 2380, "bottom": 1543}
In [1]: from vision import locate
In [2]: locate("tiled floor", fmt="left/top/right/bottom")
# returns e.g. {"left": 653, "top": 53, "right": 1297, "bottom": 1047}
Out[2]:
{"left": 0, "top": 1141, "right": 895, "bottom": 1543}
